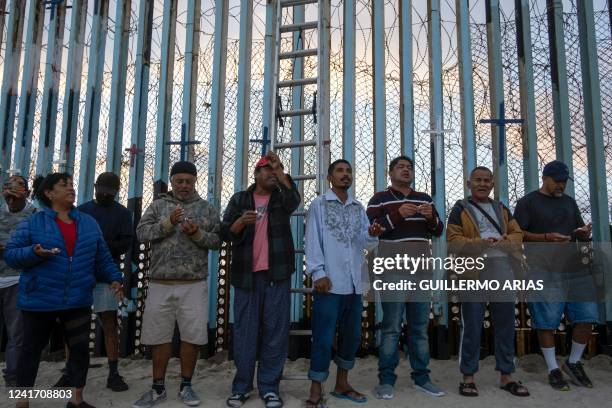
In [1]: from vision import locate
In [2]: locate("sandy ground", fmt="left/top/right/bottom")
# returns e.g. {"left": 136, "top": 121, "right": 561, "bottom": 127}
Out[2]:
{"left": 2, "top": 353, "right": 611, "bottom": 408}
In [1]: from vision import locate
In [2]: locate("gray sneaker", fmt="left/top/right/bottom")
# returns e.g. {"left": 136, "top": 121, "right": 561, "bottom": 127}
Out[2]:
{"left": 414, "top": 381, "right": 445, "bottom": 397}
{"left": 178, "top": 386, "right": 202, "bottom": 406}
{"left": 132, "top": 389, "right": 167, "bottom": 408}
{"left": 373, "top": 384, "right": 394, "bottom": 400}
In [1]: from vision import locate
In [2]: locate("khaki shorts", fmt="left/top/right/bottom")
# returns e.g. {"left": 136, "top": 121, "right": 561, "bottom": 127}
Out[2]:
{"left": 141, "top": 280, "right": 208, "bottom": 345}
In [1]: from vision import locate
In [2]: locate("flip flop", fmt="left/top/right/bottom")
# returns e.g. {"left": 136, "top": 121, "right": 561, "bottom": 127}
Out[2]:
{"left": 330, "top": 390, "right": 368, "bottom": 404}
{"left": 500, "top": 381, "right": 530, "bottom": 397}
{"left": 305, "top": 397, "right": 326, "bottom": 408}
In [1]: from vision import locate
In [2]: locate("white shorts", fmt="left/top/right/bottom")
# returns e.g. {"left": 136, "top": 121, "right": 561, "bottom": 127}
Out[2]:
{"left": 93, "top": 282, "right": 119, "bottom": 313}
{"left": 141, "top": 280, "right": 209, "bottom": 345}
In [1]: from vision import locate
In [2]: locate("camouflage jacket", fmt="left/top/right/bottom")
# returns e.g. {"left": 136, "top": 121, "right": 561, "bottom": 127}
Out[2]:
{"left": 0, "top": 201, "right": 36, "bottom": 277}
{"left": 136, "top": 191, "right": 221, "bottom": 281}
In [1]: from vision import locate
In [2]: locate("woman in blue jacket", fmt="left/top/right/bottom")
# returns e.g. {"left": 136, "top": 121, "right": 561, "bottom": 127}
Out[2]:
{"left": 4, "top": 173, "right": 124, "bottom": 408}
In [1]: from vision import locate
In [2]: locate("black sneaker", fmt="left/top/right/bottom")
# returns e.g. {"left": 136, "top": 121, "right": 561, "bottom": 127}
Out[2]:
{"left": 548, "top": 368, "right": 570, "bottom": 391}
{"left": 107, "top": 373, "right": 129, "bottom": 392}
{"left": 54, "top": 374, "right": 70, "bottom": 388}
{"left": 562, "top": 360, "right": 593, "bottom": 388}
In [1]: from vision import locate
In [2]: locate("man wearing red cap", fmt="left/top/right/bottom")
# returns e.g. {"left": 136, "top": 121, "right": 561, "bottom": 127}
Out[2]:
{"left": 221, "top": 151, "right": 301, "bottom": 408}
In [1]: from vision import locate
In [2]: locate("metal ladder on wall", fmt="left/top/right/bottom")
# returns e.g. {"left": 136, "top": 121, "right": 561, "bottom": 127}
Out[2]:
{"left": 266, "top": 0, "right": 331, "bottom": 381}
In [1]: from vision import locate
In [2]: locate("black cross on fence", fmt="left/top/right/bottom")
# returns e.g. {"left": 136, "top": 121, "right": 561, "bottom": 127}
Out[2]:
{"left": 479, "top": 102, "right": 523, "bottom": 166}
{"left": 251, "top": 126, "right": 272, "bottom": 156}
{"left": 166, "top": 123, "right": 201, "bottom": 162}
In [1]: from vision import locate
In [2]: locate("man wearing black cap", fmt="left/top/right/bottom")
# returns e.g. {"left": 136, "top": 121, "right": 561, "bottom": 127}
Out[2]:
{"left": 135, "top": 161, "right": 221, "bottom": 408}
{"left": 71, "top": 172, "right": 132, "bottom": 391}
{"left": 514, "top": 160, "right": 598, "bottom": 391}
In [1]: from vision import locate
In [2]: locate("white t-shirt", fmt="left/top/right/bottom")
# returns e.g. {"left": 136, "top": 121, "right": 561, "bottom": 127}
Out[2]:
{"left": 469, "top": 202, "right": 506, "bottom": 258}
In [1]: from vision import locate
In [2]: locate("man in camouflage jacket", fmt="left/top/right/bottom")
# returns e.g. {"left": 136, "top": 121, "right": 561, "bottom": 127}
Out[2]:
{"left": 133, "top": 161, "right": 221, "bottom": 407}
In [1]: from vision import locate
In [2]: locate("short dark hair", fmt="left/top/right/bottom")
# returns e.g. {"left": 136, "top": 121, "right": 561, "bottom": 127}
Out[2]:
{"left": 32, "top": 175, "right": 45, "bottom": 201}
{"left": 7, "top": 175, "right": 28, "bottom": 191}
{"left": 38, "top": 173, "right": 72, "bottom": 208}
{"left": 469, "top": 166, "right": 493, "bottom": 179}
{"left": 389, "top": 156, "right": 414, "bottom": 173}
{"left": 328, "top": 159, "right": 352, "bottom": 176}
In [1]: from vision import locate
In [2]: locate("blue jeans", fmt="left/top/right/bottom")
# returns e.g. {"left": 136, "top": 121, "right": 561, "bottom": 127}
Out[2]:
{"left": 308, "top": 293, "right": 362, "bottom": 382}
{"left": 378, "top": 301, "right": 431, "bottom": 386}
{"left": 231, "top": 273, "right": 290, "bottom": 397}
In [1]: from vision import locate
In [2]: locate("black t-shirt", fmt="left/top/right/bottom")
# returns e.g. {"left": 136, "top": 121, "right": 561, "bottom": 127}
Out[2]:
{"left": 78, "top": 200, "right": 133, "bottom": 261}
{"left": 513, "top": 190, "right": 584, "bottom": 236}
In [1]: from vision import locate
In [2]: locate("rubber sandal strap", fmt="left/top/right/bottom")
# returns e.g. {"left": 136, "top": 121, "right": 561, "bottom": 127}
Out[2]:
{"left": 459, "top": 382, "right": 479, "bottom": 396}
{"left": 501, "top": 381, "right": 530, "bottom": 396}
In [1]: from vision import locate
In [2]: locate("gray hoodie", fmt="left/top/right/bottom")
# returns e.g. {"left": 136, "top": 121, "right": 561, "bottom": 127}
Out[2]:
{"left": 0, "top": 201, "right": 36, "bottom": 277}
{"left": 136, "top": 191, "right": 221, "bottom": 281}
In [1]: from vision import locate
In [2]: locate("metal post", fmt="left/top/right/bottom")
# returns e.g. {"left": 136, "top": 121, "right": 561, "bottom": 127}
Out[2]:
{"left": 372, "top": 0, "right": 386, "bottom": 191}
{"left": 546, "top": 0, "right": 574, "bottom": 196}
{"left": 0, "top": 0, "right": 7, "bottom": 49}
{"left": 59, "top": 0, "right": 88, "bottom": 174}
{"left": 78, "top": 0, "right": 110, "bottom": 204}
{"left": 234, "top": 0, "right": 253, "bottom": 192}
{"left": 576, "top": 0, "right": 612, "bottom": 324}
{"left": 14, "top": 0, "right": 45, "bottom": 176}
{"left": 515, "top": 0, "right": 539, "bottom": 193}
{"left": 129, "top": 0, "right": 154, "bottom": 209}
{"left": 317, "top": 0, "right": 331, "bottom": 195}
{"left": 0, "top": 0, "right": 26, "bottom": 182}
{"left": 107, "top": 0, "right": 132, "bottom": 175}
{"left": 153, "top": 0, "right": 178, "bottom": 197}
{"left": 123, "top": 0, "right": 154, "bottom": 356}
{"left": 399, "top": 0, "right": 414, "bottom": 159}
{"left": 343, "top": 0, "right": 356, "bottom": 169}
{"left": 428, "top": 0, "right": 448, "bottom": 342}
{"left": 207, "top": 0, "right": 229, "bottom": 335}
{"left": 290, "top": 3, "right": 305, "bottom": 323}
{"left": 181, "top": 0, "right": 201, "bottom": 162}
{"left": 456, "top": 0, "right": 476, "bottom": 194}
{"left": 576, "top": 1, "right": 611, "bottom": 241}
{"left": 261, "top": 1, "right": 275, "bottom": 140}
{"left": 36, "top": 1, "right": 67, "bottom": 176}
{"left": 485, "top": 0, "right": 509, "bottom": 204}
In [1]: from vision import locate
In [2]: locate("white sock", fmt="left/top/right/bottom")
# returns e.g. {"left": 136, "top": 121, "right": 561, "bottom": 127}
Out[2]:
{"left": 568, "top": 341, "right": 586, "bottom": 364}
{"left": 541, "top": 347, "right": 558, "bottom": 372}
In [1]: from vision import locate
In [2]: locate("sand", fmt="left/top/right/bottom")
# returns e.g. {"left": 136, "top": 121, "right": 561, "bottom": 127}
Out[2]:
{"left": 2, "top": 353, "right": 611, "bottom": 408}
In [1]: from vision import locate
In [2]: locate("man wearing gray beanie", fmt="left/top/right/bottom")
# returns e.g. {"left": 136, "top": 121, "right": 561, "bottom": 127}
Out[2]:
{"left": 134, "top": 161, "right": 221, "bottom": 408}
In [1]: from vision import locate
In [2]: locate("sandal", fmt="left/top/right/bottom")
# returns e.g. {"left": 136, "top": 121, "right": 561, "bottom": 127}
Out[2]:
{"left": 500, "top": 381, "right": 530, "bottom": 397}
{"left": 226, "top": 392, "right": 250, "bottom": 407}
{"left": 305, "top": 397, "right": 326, "bottom": 408}
{"left": 330, "top": 389, "right": 367, "bottom": 403}
{"left": 262, "top": 392, "right": 283, "bottom": 408}
{"left": 459, "top": 382, "right": 479, "bottom": 397}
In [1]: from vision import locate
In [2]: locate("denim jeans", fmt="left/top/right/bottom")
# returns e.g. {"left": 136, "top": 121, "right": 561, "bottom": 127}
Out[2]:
{"left": 308, "top": 293, "right": 363, "bottom": 382}
{"left": 0, "top": 284, "right": 22, "bottom": 386}
{"left": 378, "top": 301, "right": 431, "bottom": 386}
{"left": 231, "top": 273, "right": 290, "bottom": 397}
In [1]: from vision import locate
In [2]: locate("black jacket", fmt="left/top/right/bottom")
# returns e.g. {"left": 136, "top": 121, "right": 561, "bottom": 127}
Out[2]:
{"left": 220, "top": 177, "right": 301, "bottom": 289}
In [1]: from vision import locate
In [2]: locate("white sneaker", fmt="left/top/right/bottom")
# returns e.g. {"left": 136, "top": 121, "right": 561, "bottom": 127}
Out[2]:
{"left": 414, "top": 381, "right": 445, "bottom": 397}
{"left": 132, "top": 389, "right": 167, "bottom": 408}
{"left": 373, "top": 384, "right": 394, "bottom": 400}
